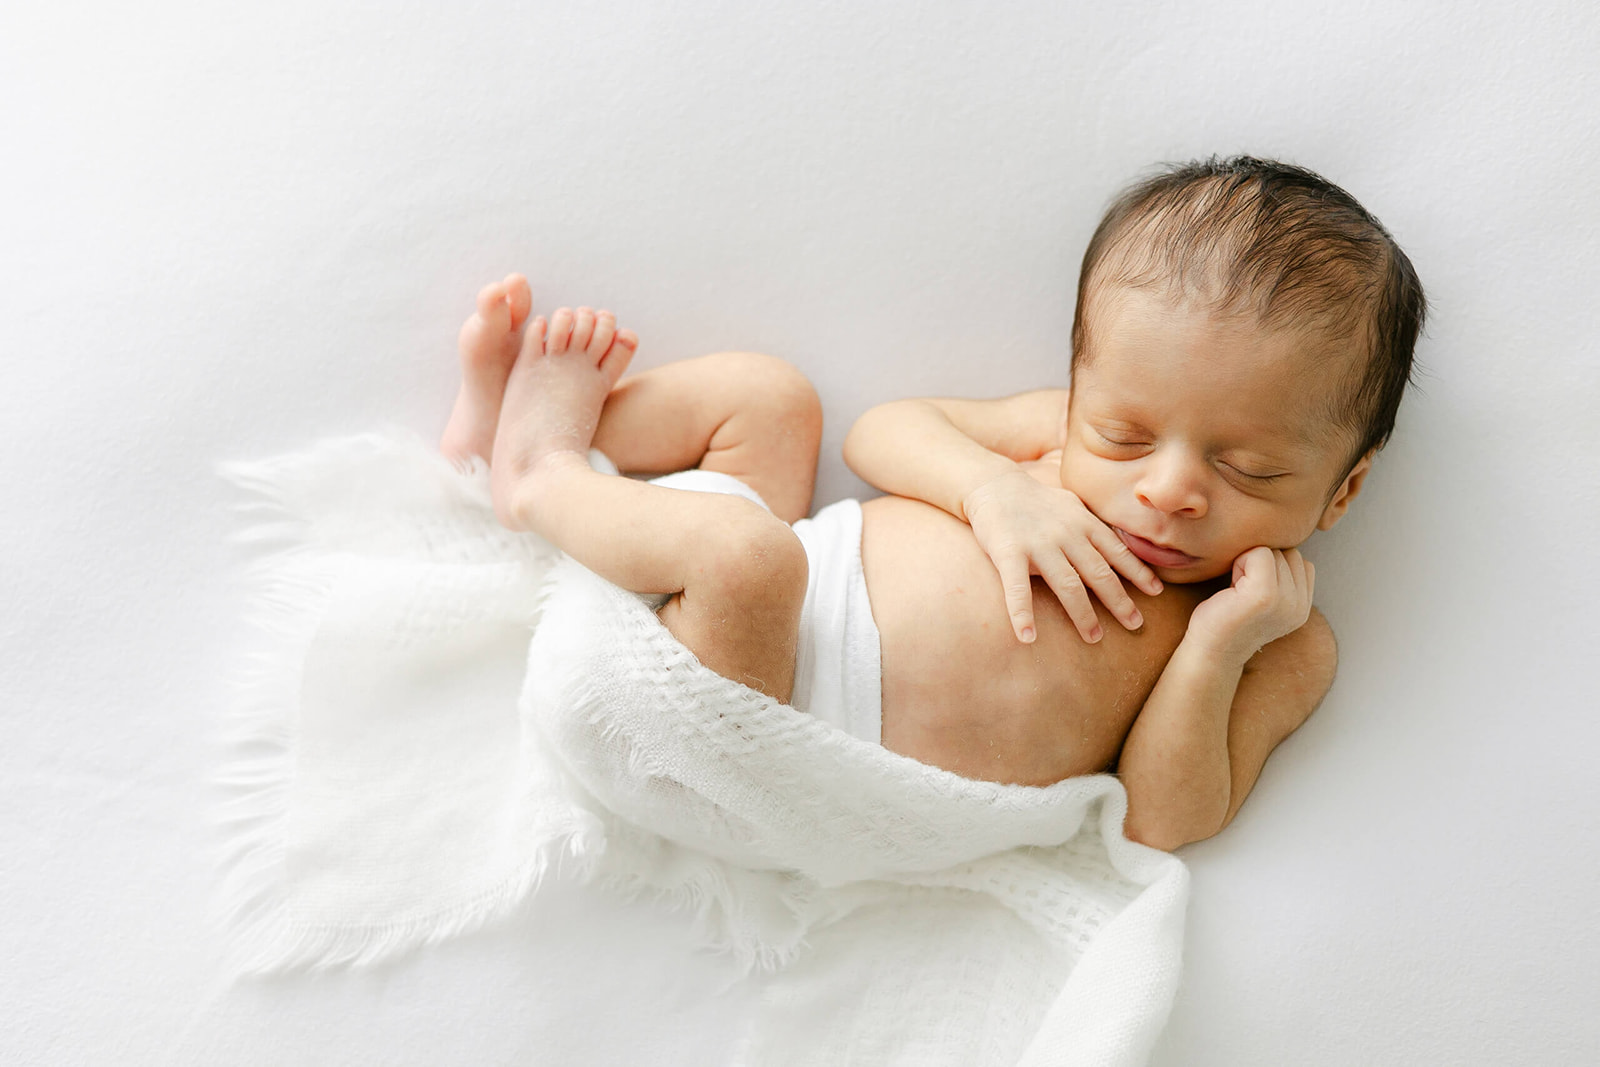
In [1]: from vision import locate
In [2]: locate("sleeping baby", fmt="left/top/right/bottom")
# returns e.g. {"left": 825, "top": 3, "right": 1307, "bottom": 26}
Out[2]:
{"left": 438, "top": 154, "right": 1426, "bottom": 852}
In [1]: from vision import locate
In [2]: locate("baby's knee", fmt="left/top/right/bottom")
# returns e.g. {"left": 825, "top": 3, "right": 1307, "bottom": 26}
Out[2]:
{"left": 696, "top": 503, "right": 809, "bottom": 611}
{"left": 707, "top": 352, "right": 823, "bottom": 438}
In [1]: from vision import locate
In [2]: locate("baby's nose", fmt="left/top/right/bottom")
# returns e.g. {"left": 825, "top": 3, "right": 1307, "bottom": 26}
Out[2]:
{"left": 1135, "top": 459, "right": 1208, "bottom": 517}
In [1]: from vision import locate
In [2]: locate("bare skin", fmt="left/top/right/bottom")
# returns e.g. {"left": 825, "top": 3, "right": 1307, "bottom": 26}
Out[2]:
{"left": 862, "top": 462, "right": 1215, "bottom": 787}
{"left": 844, "top": 289, "right": 1357, "bottom": 847}
{"left": 446, "top": 293, "right": 1198, "bottom": 780}
{"left": 444, "top": 276, "right": 814, "bottom": 705}
{"left": 445, "top": 276, "right": 1338, "bottom": 851}
{"left": 441, "top": 274, "right": 542, "bottom": 466}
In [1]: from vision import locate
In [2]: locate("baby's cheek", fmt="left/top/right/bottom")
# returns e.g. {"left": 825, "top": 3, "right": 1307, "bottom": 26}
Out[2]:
{"left": 1055, "top": 451, "right": 1076, "bottom": 492}
{"left": 1058, "top": 449, "right": 1107, "bottom": 500}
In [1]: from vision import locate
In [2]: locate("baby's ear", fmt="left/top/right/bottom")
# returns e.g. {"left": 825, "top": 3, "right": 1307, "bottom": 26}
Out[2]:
{"left": 1317, "top": 451, "right": 1375, "bottom": 531}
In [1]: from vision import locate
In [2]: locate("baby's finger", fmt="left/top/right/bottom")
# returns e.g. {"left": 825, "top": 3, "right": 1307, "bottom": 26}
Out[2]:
{"left": 1286, "top": 549, "right": 1308, "bottom": 597}
{"left": 1289, "top": 551, "right": 1313, "bottom": 603}
{"left": 1064, "top": 544, "right": 1143, "bottom": 631}
{"left": 1283, "top": 548, "right": 1305, "bottom": 590}
{"left": 1240, "top": 544, "right": 1275, "bottom": 577}
{"left": 1038, "top": 555, "right": 1102, "bottom": 643}
{"left": 1092, "top": 526, "right": 1163, "bottom": 596}
{"left": 1274, "top": 552, "right": 1298, "bottom": 605}
{"left": 993, "top": 551, "right": 1038, "bottom": 643}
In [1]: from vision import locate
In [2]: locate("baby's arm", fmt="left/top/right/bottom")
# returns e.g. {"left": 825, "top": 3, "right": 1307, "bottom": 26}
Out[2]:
{"left": 844, "top": 392, "right": 1160, "bottom": 643}
{"left": 843, "top": 391, "right": 1071, "bottom": 516}
{"left": 1117, "top": 549, "right": 1336, "bottom": 851}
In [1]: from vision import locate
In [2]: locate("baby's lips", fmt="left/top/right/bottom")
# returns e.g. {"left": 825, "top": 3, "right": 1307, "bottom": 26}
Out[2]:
{"left": 1114, "top": 527, "right": 1196, "bottom": 569}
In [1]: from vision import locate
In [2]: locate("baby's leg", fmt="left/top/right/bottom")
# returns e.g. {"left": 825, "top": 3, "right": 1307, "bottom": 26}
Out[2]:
{"left": 493, "top": 312, "right": 808, "bottom": 703}
{"left": 441, "top": 276, "right": 818, "bottom": 523}
{"left": 442, "top": 274, "right": 534, "bottom": 465}
{"left": 590, "top": 352, "right": 821, "bottom": 524}
{"left": 443, "top": 275, "right": 651, "bottom": 467}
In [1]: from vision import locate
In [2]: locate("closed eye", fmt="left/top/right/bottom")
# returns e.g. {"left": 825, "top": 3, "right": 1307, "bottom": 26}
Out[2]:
{"left": 1095, "top": 430, "right": 1148, "bottom": 448}
{"left": 1224, "top": 463, "right": 1288, "bottom": 482}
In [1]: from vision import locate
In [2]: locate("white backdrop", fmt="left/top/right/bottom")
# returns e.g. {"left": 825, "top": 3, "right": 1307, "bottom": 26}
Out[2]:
{"left": 4, "top": 1, "right": 1598, "bottom": 1063}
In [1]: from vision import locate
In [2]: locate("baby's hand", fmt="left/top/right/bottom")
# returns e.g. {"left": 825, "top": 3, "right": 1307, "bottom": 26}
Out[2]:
{"left": 961, "top": 469, "right": 1163, "bottom": 644}
{"left": 1187, "top": 546, "right": 1315, "bottom": 664}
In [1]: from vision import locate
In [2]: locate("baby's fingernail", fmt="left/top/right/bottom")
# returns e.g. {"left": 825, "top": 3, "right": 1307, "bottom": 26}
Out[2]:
{"left": 1088, "top": 626, "right": 1102, "bottom": 642}
{"left": 1128, "top": 610, "right": 1143, "bottom": 628}
{"left": 1020, "top": 626, "right": 1035, "bottom": 643}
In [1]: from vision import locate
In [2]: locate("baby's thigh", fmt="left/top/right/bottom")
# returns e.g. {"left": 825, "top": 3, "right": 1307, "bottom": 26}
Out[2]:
{"left": 655, "top": 510, "right": 808, "bottom": 704}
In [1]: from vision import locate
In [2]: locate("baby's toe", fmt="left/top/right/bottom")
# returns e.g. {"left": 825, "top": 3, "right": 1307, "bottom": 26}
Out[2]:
{"left": 519, "top": 315, "right": 548, "bottom": 359}
{"left": 589, "top": 310, "right": 616, "bottom": 359}
{"left": 571, "top": 307, "right": 596, "bottom": 352}
{"left": 547, "top": 308, "right": 575, "bottom": 353}
{"left": 504, "top": 274, "right": 533, "bottom": 330}
{"left": 599, "top": 326, "right": 638, "bottom": 383}
{"left": 475, "top": 280, "right": 514, "bottom": 333}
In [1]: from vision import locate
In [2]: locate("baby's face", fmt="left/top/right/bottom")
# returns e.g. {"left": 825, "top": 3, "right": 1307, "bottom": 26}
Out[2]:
{"left": 1059, "top": 287, "right": 1370, "bottom": 584}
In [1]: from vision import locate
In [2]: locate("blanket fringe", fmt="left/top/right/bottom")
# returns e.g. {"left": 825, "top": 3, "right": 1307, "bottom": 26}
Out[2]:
{"left": 210, "top": 430, "right": 575, "bottom": 975}
{"left": 593, "top": 848, "right": 816, "bottom": 975}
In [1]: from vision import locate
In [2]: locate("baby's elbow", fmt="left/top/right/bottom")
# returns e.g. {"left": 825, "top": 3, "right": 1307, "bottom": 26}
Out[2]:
{"left": 1299, "top": 607, "right": 1340, "bottom": 700}
{"left": 840, "top": 418, "right": 868, "bottom": 475}
{"left": 1121, "top": 793, "right": 1227, "bottom": 853}
{"left": 842, "top": 400, "right": 903, "bottom": 476}
{"left": 1123, "top": 815, "right": 1219, "bottom": 853}
{"left": 844, "top": 397, "right": 944, "bottom": 466}
{"left": 1305, "top": 605, "right": 1336, "bottom": 650}
{"left": 1121, "top": 816, "right": 1176, "bottom": 852}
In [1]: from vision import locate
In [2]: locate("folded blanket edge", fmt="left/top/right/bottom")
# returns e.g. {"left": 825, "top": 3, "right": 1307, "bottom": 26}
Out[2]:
{"left": 209, "top": 430, "right": 585, "bottom": 976}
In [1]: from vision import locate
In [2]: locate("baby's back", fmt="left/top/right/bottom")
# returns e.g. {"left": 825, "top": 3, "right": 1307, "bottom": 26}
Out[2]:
{"left": 859, "top": 464, "right": 1210, "bottom": 786}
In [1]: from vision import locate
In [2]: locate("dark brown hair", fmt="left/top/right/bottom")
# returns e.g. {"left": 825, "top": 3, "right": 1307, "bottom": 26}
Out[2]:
{"left": 1070, "top": 155, "right": 1427, "bottom": 474}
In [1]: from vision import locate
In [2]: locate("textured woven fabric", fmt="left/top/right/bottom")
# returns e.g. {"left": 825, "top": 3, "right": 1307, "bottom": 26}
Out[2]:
{"left": 215, "top": 430, "right": 1190, "bottom": 1067}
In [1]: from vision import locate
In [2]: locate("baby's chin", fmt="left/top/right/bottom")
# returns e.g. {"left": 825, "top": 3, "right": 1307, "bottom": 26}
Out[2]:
{"left": 1152, "top": 556, "right": 1232, "bottom": 586}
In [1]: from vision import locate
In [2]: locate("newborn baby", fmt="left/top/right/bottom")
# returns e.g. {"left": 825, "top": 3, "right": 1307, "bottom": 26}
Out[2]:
{"left": 440, "top": 155, "right": 1425, "bottom": 851}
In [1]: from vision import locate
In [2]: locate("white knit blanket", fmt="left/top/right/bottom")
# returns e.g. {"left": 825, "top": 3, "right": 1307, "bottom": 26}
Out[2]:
{"left": 215, "top": 430, "right": 1190, "bottom": 1067}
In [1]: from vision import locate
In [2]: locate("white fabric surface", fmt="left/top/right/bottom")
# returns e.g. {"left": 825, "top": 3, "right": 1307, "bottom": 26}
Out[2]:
{"left": 215, "top": 430, "right": 1188, "bottom": 1065}
{"left": 784, "top": 496, "right": 884, "bottom": 746}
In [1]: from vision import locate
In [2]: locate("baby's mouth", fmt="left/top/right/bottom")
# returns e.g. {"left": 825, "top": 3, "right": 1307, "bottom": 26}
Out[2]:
{"left": 1114, "top": 527, "right": 1198, "bottom": 569}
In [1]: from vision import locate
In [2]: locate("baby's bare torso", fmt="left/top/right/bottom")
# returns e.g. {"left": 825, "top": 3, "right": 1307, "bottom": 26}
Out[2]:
{"left": 859, "top": 455, "right": 1212, "bottom": 786}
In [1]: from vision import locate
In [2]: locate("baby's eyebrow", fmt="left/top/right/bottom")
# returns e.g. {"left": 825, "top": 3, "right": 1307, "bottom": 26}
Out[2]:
{"left": 1285, "top": 415, "right": 1356, "bottom": 454}
{"left": 1214, "top": 431, "right": 1318, "bottom": 470}
{"left": 1229, "top": 439, "right": 1303, "bottom": 463}
{"left": 1236, "top": 414, "right": 1332, "bottom": 453}
{"left": 1285, "top": 421, "right": 1331, "bottom": 448}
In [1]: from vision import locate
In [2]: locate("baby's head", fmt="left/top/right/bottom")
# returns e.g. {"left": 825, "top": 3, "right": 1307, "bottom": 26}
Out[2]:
{"left": 1059, "top": 155, "right": 1427, "bottom": 583}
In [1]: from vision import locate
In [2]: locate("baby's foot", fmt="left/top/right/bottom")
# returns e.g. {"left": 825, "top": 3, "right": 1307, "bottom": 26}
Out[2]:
{"left": 490, "top": 305, "right": 639, "bottom": 527}
{"left": 440, "top": 274, "right": 534, "bottom": 465}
